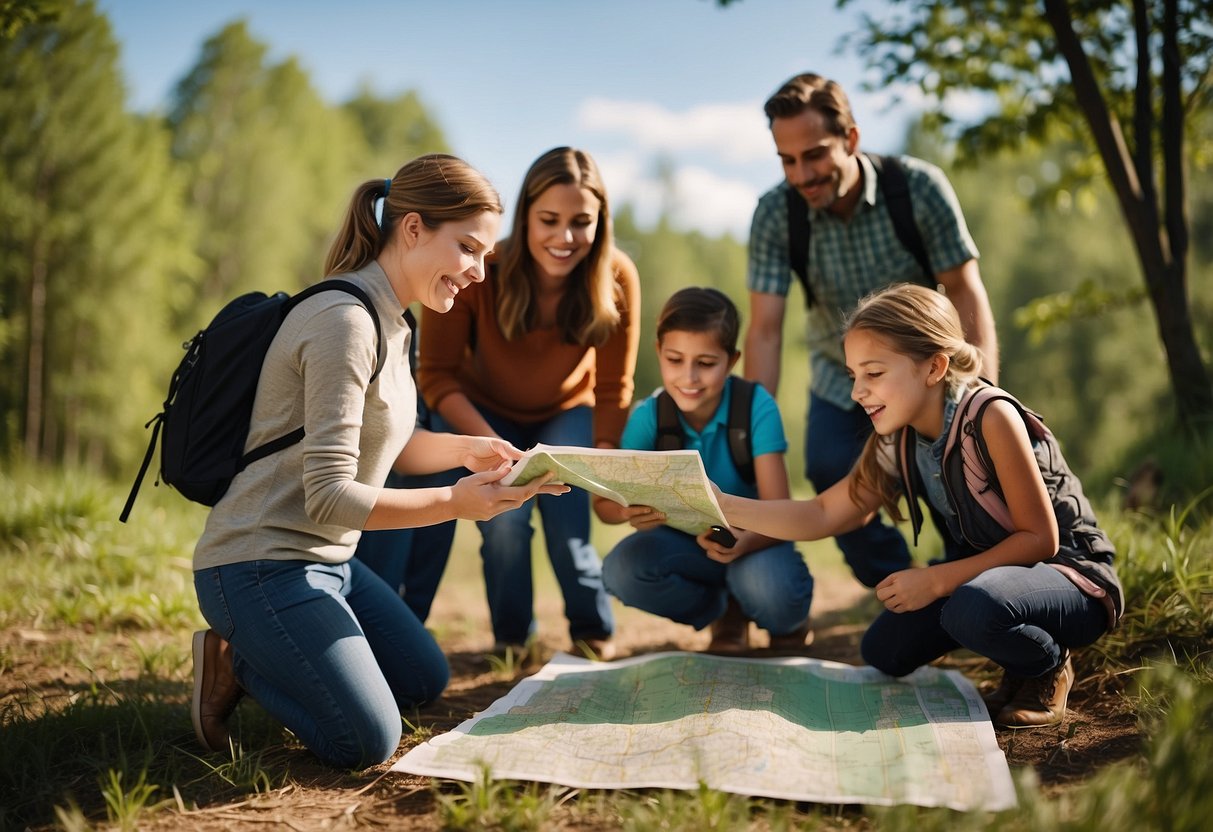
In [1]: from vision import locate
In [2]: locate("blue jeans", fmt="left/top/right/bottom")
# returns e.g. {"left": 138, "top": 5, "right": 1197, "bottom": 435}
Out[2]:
{"left": 860, "top": 562, "right": 1108, "bottom": 678}
{"left": 194, "top": 558, "right": 448, "bottom": 769}
{"left": 602, "top": 526, "right": 814, "bottom": 635}
{"left": 474, "top": 405, "right": 614, "bottom": 646}
{"left": 806, "top": 393, "right": 916, "bottom": 586}
{"left": 354, "top": 469, "right": 458, "bottom": 622}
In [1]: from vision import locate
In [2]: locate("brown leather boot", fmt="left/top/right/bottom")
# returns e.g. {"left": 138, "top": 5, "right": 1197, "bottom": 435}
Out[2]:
{"left": 706, "top": 597, "right": 750, "bottom": 653}
{"left": 996, "top": 651, "right": 1073, "bottom": 729}
{"left": 191, "top": 629, "right": 244, "bottom": 752}
{"left": 767, "top": 618, "right": 814, "bottom": 653}
{"left": 980, "top": 669, "right": 1025, "bottom": 716}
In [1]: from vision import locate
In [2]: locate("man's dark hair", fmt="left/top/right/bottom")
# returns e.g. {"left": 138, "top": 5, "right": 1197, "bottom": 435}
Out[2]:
{"left": 763, "top": 72, "right": 855, "bottom": 137}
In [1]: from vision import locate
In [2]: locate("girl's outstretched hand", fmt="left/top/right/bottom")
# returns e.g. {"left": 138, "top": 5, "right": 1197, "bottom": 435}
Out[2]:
{"left": 451, "top": 464, "right": 568, "bottom": 521}
{"left": 874, "top": 566, "right": 940, "bottom": 613}
{"left": 459, "top": 436, "right": 522, "bottom": 473}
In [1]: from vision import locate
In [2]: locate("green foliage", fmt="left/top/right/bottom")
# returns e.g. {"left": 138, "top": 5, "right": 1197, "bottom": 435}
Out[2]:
{"left": 166, "top": 21, "right": 361, "bottom": 329}
{"left": 1095, "top": 491, "right": 1213, "bottom": 670}
{"left": 189, "top": 742, "right": 283, "bottom": 794}
{"left": 0, "top": 465, "right": 1211, "bottom": 829}
{"left": 100, "top": 767, "right": 171, "bottom": 830}
{"left": 342, "top": 84, "right": 450, "bottom": 180}
{"left": 0, "top": 0, "right": 195, "bottom": 469}
{"left": 485, "top": 643, "right": 533, "bottom": 679}
{"left": 0, "top": 3, "right": 455, "bottom": 478}
{"left": 838, "top": 0, "right": 1212, "bottom": 163}
{"left": 613, "top": 208, "right": 750, "bottom": 403}
{"left": 0, "top": 0, "right": 57, "bottom": 38}
{"left": 839, "top": 0, "right": 1213, "bottom": 429}
{"left": 618, "top": 782, "right": 754, "bottom": 831}
{"left": 0, "top": 465, "right": 203, "bottom": 630}
{"left": 932, "top": 130, "right": 1213, "bottom": 488}
{"left": 1019, "top": 662, "right": 1213, "bottom": 832}
{"left": 434, "top": 766, "right": 561, "bottom": 830}
{"left": 1013, "top": 279, "right": 1148, "bottom": 345}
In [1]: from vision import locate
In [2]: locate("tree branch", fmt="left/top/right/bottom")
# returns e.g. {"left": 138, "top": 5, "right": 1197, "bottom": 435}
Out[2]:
{"left": 1162, "top": 0, "right": 1187, "bottom": 273}
{"left": 1132, "top": 0, "right": 1156, "bottom": 211}
{"left": 1042, "top": 0, "right": 1165, "bottom": 276}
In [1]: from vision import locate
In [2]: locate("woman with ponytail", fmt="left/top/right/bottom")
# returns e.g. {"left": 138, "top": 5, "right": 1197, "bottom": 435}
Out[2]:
{"left": 189, "top": 154, "right": 568, "bottom": 769}
{"left": 715, "top": 283, "right": 1122, "bottom": 729}
{"left": 417, "top": 147, "right": 641, "bottom": 662}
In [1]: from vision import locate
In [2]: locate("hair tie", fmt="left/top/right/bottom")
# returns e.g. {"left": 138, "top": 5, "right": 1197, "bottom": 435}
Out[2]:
{"left": 377, "top": 178, "right": 392, "bottom": 233}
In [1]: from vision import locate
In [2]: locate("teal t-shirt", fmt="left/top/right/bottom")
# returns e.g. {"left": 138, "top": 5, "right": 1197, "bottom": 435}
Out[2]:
{"left": 621, "top": 376, "right": 788, "bottom": 499}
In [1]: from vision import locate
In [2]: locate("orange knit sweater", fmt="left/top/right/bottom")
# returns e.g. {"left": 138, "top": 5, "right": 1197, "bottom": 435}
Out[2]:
{"left": 417, "top": 248, "right": 641, "bottom": 447}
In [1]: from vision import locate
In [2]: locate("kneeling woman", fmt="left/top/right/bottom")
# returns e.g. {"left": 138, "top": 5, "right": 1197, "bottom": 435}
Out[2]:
{"left": 190, "top": 155, "right": 565, "bottom": 768}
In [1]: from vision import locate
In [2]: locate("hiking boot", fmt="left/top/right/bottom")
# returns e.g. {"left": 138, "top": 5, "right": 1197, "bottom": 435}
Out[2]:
{"left": 191, "top": 629, "right": 243, "bottom": 752}
{"left": 996, "top": 651, "right": 1074, "bottom": 729}
{"left": 980, "top": 669, "right": 1025, "bottom": 716}
{"left": 767, "top": 618, "right": 814, "bottom": 653}
{"left": 577, "top": 637, "right": 617, "bottom": 662}
{"left": 706, "top": 597, "right": 750, "bottom": 653}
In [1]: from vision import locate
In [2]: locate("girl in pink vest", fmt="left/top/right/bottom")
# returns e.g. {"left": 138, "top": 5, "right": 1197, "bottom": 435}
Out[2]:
{"left": 716, "top": 283, "right": 1121, "bottom": 728}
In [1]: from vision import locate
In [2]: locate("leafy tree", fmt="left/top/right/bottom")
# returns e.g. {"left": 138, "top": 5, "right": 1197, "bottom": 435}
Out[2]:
{"left": 167, "top": 21, "right": 361, "bottom": 329}
{"left": 0, "top": 0, "right": 193, "bottom": 468}
{"left": 0, "top": 0, "right": 54, "bottom": 37}
{"left": 834, "top": 0, "right": 1213, "bottom": 428}
{"left": 613, "top": 208, "right": 750, "bottom": 401}
{"left": 342, "top": 84, "right": 450, "bottom": 179}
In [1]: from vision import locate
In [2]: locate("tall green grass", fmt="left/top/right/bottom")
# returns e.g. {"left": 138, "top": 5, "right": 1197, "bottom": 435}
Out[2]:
{"left": 0, "top": 466, "right": 1210, "bottom": 830}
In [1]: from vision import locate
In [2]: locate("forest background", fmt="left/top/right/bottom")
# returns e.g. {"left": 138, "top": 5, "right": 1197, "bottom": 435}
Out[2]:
{"left": 3, "top": 0, "right": 1212, "bottom": 502}
{"left": 2, "top": 2, "right": 1213, "bottom": 829}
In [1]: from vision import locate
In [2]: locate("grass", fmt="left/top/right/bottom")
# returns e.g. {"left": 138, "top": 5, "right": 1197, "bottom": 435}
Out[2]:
{"left": 1, "top": 465, "right": 1211, "bottom": 831}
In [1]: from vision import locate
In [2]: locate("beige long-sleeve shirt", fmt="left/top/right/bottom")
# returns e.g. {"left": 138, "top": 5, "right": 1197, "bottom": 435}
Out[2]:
{"left": 193, "top": 261, "right": 415, "bottom": 570}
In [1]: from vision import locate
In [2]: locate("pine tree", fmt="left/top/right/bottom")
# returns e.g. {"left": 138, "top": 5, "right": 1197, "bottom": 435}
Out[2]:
{"left": 342, "top": 84, "right": 450, "bottom": 180}
{"left": 0, "top": 0, "right": 192, "bottom": 468}
{"left": 167, "top": 21, "right": 363, "bottom": 327}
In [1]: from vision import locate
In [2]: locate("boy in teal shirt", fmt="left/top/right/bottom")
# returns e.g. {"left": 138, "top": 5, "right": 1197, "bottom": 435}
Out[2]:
{"left": 598, "top": 288, "right": 814, "bottom": 651}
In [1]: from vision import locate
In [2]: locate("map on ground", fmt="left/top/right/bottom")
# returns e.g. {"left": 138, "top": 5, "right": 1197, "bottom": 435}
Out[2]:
{"left": 500, "top": 444, "right": 727, "bottom": 536}
{"left": 393, "top": 651, "right": 1016, "bottom": 811}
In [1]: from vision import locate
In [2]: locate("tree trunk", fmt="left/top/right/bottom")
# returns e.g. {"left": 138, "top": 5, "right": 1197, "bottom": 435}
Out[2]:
{"left": 1045, "top": 0, "right": 1213, "bottom": 428}
{"left": 24, "top": 251, "right": 46, "bottom": 460}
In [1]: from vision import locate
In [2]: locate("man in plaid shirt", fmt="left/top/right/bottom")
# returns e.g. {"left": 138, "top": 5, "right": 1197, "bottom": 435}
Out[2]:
{"left": 744, "top": 72, "right": 999, "bottom": 588}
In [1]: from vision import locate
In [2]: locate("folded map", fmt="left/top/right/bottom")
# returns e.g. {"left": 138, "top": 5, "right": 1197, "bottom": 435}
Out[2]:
{"left": 500, "top": 444, "right": 727, "bottom": 536}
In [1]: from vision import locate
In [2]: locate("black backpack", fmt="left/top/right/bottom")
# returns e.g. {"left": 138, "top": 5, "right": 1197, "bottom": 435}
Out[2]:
{"left": 786, "top": 153, "right": 932, "bottom": 308}
{"left": 120, "top": 279, "right": 385, "bottom": 522}
{"left": 655, "top": 377, "right": 757, "bottom": 485}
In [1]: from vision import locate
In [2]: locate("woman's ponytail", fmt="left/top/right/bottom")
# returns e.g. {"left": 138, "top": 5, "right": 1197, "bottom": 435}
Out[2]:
{"left": 323, "top": 155, "right": 501, "bottom": 278}
{"left": 324, "top": 178, "right": 390, "bottom": 277}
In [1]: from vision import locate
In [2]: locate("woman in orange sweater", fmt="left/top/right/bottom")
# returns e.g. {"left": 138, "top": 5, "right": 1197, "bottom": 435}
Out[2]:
{"left": 418, "top": 147, "right": 640, "bottom": 660}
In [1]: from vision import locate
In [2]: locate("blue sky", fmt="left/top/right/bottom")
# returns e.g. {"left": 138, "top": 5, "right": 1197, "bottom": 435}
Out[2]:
{"left": 99, "top": 0, "right": 930, "bottom": 238}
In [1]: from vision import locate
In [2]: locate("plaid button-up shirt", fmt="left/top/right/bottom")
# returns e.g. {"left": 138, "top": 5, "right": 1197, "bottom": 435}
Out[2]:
{"left": 747, "top": 154, "right": 979, "bottom": 409}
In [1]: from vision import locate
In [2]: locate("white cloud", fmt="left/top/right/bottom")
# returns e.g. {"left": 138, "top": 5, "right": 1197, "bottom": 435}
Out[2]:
{"left": 667, "top": 166, "right": 759, "bottom": 239}
{"left": 596, "top": 153, "right": 758, "bottom": 240}
{"left": 577, "top": 98, "right": 771, "bottom": 165}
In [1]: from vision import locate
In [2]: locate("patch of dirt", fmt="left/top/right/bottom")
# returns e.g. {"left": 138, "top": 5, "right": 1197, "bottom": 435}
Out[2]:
{"left": 5, "top": 559, "right": 1140, "bottom": 831}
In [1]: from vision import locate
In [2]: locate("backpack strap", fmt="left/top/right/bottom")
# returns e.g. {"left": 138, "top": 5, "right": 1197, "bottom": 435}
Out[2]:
{"left": 240, "top": 279, "right": 386, "bottom": 470}
{"left": 785, "top": 184, "right": 812, "bottom": 306}
{"left": 897, "top": 427, "right": 927, "bottom": 546}
{"left": 655, "top": 380, "right": 756, "bottom": 486}
{"left": 785, "top": 155, "right": 933, "bottom": 310}
{"left": 868, "top": 154, "right": 933, "bottom": 279}
{"left": 654, "top": 390, "right": 684, "bottom": 451}
{"left": 944, "top": 384, "right": 1049, "bottom": 534}
{"left": 726, "top": 377, "right": 756, "bottom": 486}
